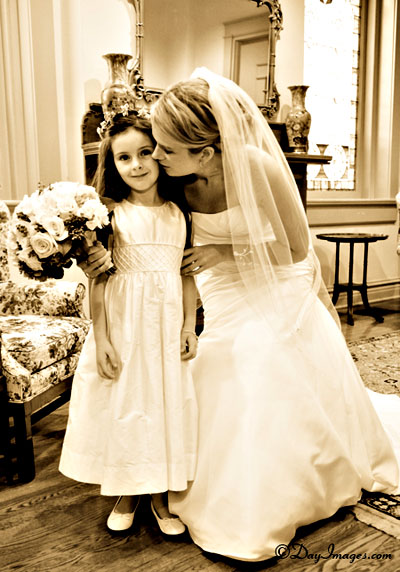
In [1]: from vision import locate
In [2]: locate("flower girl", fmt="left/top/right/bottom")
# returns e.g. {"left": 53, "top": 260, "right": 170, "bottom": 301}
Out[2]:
{"left": 59, "top": 113, "right": 198, "bottom": 535}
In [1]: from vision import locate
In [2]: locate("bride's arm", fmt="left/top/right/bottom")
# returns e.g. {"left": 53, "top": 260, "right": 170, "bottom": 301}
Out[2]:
{"left": 248, "top": 149, "right": 310, "bottom": 264}
{"left": 181, "top": 148, "right": 310, "bottom": 276}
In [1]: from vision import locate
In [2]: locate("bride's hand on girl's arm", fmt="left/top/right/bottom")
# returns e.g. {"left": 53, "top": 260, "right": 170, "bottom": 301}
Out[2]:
{"left": 78, "top": 242, "right": 112, "bottom": 278}
{"left": 181, "top": 244, "right": 233, "bottom": 276}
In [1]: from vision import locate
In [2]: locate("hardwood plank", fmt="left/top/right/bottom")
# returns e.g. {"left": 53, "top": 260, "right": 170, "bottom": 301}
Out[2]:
{"left": 1, "top": 300, "right": 399, "bottom": 571}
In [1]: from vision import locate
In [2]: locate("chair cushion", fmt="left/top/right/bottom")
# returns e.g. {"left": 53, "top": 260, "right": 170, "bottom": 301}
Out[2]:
{"left": 0, "top": 281, "right": 86, "bottom": 318}
{"left": 3, "top": 349, "right": 83, "bottom": 403}
{"left": 0, "top": 315, "right": 91, "bottom": 373}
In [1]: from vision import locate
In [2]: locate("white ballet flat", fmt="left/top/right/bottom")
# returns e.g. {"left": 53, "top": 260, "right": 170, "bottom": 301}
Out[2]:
{"left": 107, "top": 496, "right": 140, "bottom": 532}
{"left": 150, "top": 501, "right": 186, "bottom": 535}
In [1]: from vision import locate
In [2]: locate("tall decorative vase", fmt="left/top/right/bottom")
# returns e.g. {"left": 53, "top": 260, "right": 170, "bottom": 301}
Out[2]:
{"left": 285, "top": 85, "right": 311, "bottom": 154}
{"left": 101, "top": 53, "right": 136, "bottom": 122}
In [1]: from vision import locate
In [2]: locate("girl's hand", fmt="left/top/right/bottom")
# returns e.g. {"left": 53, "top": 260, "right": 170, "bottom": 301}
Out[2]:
{"left": 180, "top": 329, "right": 198, "bottom": 360}
{"left": 96, "top": 339, "right": 121, "bottom": 379}
{"left": 181, "top": 244, "right": 233, "bottom": 276}
{"left": 78, "top": 242, "right": 112, "bottom": 278}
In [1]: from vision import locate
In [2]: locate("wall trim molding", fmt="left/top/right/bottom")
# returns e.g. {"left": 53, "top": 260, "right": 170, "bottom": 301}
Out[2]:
{"left": 7, "top": 197, "right": 398, "bottom": 227}
{"left": 331, "top": 279, "right": 400, "bottom": 311}
{"left": 307, "top": 198, "right": 397, "bottom": 227}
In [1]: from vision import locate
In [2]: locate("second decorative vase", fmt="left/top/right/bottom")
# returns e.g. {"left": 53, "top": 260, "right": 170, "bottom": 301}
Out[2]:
{"left": 101, "top": 53, "right": 136, "bottom": 121}
{"left": 285, "top": 85, "right": 311, "bottom": 154}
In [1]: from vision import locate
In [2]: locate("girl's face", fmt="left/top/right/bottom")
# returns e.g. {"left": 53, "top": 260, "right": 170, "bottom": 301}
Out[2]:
{"left": 151, "top": 125, "right": 202, "bottom": 177}
{"left": 112, "top": 128, "right": 159, "bottom": 197}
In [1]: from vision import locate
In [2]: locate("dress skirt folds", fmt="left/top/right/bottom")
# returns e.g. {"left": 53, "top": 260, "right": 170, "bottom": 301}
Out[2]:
{"left": 169, "top": 207, "right": 400, "bottom": 562}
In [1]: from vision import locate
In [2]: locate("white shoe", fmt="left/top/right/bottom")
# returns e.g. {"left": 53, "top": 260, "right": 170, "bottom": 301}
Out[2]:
{"left": 150, "top": 500, "right": 186, "bottom": 535}
{"left": 107, "top": 496, "right": 140, "bottom": 532}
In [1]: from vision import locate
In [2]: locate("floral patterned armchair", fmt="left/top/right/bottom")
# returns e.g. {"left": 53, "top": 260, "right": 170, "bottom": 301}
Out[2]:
{"left": 0, "top": 200, "right": 91, "bottom": 483}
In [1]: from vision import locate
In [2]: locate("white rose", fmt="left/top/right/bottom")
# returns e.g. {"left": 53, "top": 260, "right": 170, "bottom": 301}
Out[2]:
{"left": 22, "top": 253, "right": 43, "bottom": 271}
{"left": 78, "top": 199, "right": 106, "bottom": 230}
{"left": 38, "top": 215, "right": 68, "bottom": 240}
{"left": 50, "top": 181, "right": 79, "bottom": 195}
{"left": 41, "top": 183, "right": 76, "bottom": 217}
{"left": 56, "top": 195, "right": 78, "bottom": 215}
{"left": 16, "top": 244, "right": 43, "bottom": 270}
{"left": 43, "top": 194, "right": 60, "bottom": 215}
{"left": 30, "top": 232, "right": 59, "bottom": 258}
{"left": 78, "top": 198, "right": 98, "bottom": 220}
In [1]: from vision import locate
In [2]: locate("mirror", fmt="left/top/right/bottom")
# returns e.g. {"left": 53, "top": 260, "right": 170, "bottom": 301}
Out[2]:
{"left": 133, "top": 0, "right": 282, "bottom": 119}
{"left": 82, "top": 0, "right": 285, "bottom": 184}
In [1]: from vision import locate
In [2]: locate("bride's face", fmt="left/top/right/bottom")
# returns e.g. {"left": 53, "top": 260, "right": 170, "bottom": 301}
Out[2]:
{"left": 151, "top": 125, "right": 202, "bottom": 177}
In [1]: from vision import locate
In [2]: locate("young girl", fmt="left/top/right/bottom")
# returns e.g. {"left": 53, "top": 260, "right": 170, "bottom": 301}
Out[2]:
{"left": 59, "top": 114, "right": 198, "bottom": 535}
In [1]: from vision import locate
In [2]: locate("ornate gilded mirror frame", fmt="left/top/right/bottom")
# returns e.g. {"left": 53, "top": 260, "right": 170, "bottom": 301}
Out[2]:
{"left": 127, "top": 0, "right": 282, "bottom": 119}
{"left": 250, "top": 0, "right": 283, "bottom": 119}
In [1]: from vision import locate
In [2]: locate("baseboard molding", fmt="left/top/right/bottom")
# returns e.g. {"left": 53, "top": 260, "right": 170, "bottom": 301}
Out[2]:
{"left": 331, "top": 280, "right": 400, "bottom": 310}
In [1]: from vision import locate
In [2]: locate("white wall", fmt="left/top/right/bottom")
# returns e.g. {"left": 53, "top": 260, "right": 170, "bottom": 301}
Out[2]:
{"left": 277, "top": 0, "right": 305, "bottom": 119}
{"left": 81, "top": 0, "right": 134, "bottom": 107}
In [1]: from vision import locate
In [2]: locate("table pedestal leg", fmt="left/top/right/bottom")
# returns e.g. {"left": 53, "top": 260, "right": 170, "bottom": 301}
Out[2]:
{"left": 347, "top": 243, "right": 354, "bottom": 325}
{"left": 359, "top": 242, "right": 384, "bottom": 323}
{"left": 332, "top": 243, "right": 340, "bottom": 305}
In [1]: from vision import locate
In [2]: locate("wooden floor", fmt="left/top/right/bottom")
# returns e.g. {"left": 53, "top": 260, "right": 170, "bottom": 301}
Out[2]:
{"left": 1, "top": 300, "right": 399, "bottom": 572}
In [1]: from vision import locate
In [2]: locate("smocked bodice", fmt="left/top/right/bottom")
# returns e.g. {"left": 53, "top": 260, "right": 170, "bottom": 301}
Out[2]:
{"left": 111, "top": 200, "right": 185, "bottom": 274}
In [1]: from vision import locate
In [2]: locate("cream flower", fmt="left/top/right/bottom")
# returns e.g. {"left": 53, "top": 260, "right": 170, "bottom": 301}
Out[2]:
{"left": 17, "top": 194, "right": 39, "bottom": 220}
{"left": 74, "top": 186, "right": 98, "bottom": 207}
{"left": 30, "top": 232, "right": 59, "bottom": 258}
{"left": 56, "top": 195, "right": 78, "bottom": 215}
{"left": 18, "top": 246, "right": 43, "bottom": 270}
{"left": 38, "top": 215, "right": 68, "bottom": 241}
{"left": 79, "top": 200, "right": 109, "bottom": 230}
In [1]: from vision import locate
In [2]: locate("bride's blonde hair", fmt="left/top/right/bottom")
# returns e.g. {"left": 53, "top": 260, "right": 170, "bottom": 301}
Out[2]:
{"left": 151, "top": 79, "right": 221, "bottom": 153}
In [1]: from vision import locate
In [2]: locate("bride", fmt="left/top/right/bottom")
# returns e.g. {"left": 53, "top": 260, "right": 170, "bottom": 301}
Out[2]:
{"left": 149, "top": 68, "right": 400, "bottom": 562}
{"left": 82, "top": 68, "right": 400, "bottom": 562}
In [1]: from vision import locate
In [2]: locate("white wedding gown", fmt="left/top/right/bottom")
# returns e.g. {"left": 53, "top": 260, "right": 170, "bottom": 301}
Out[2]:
{"left": 169, "top": 206, "right": 400, "bottom": 562}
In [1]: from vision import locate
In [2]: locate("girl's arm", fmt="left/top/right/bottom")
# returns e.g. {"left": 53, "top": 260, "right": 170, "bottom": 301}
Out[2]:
{"left": 78, "top": 242, "right": 113, "bottom": 278}
{"left": 180, "top": 275, "right": 198, "bottom": 361}
{"left": 91, "top": 274, "right": 121, "bottom": 379}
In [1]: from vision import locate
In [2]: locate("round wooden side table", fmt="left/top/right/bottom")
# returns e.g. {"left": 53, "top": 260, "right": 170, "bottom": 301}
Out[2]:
{"left": 316, "top": 232, "right": 389, "bottom": 326}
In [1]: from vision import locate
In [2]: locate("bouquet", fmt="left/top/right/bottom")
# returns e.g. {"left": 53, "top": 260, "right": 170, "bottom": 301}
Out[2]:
{"left": 8, "top": 182, "right": 113, "bottom": 281}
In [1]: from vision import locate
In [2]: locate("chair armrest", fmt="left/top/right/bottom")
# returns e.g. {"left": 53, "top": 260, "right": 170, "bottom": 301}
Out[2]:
{"left": 0, "top": 280, "right": 87, "bottom": 318}
{"left": 0, "top": 342, "right": 32, "bottom": 401}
